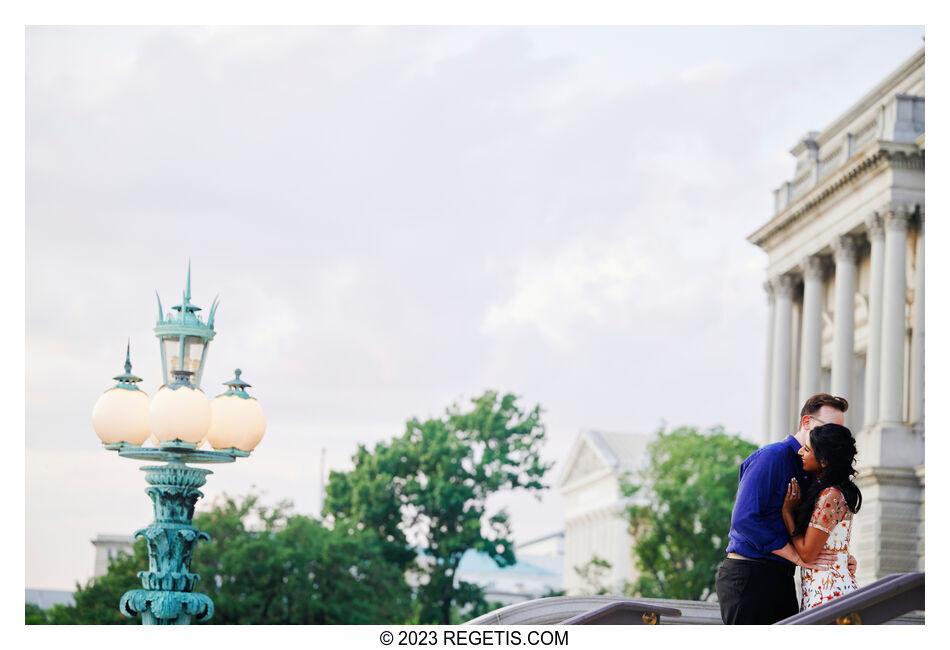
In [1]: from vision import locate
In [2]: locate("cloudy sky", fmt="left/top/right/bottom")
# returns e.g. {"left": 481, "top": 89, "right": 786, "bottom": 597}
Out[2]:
{"left": 25, "top": 25, "right": 924, "bottom": 590}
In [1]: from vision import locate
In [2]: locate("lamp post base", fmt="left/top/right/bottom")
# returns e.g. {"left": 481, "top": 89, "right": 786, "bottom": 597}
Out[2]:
{"left": 120, "top": 589, "right": 214, "bottom": 625}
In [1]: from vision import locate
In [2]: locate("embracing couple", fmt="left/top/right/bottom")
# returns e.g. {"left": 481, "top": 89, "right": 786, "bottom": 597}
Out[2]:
{"left": 716, "top": 393, "right": 863, "bottom": 624}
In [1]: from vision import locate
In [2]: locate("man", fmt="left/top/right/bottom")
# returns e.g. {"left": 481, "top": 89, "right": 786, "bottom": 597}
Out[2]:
{"left": 716, "top": 393, "right": 856, "bottom": 624}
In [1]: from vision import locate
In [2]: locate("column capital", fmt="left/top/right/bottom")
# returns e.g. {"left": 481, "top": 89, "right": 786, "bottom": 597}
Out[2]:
{"left": 802, "top": 255, "right": 826, "bottom": 282}
{"left": 833, "top": 234, "right": 859, "bottom": 262}
{"left": 865, "top": 213, "right": 885, "bottom": 241}
{"left": 883, "top": 204, "right": 912, "bottom": 231}
{"left": 763, "top": 280, "right": 775, "bottom": 301}
{"left": 770, "top": 274, "right": 797, "bottom": 298}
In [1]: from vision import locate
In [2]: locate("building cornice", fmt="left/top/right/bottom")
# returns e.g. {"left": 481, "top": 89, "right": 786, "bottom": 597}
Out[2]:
{"left": 748, "top": 141, "right": 923, "bottom": 249}
{"left": 814, "top": 48, "right": 924, "bottom": 149}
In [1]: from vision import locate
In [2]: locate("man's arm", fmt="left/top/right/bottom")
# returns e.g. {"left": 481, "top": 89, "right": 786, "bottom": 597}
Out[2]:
{"left": 770, "top": 543, "right": 801, "bottom": 564}
{"left": 771, "top": 542, "right": 833, "bottom": 570}
{"left": 729, "top": 450, "right": 790, "bottom": 555}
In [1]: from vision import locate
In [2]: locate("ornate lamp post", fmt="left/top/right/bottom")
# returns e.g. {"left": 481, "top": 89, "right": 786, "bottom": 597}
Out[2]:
{"left": 91, "top": 266, "right": 266, "bottom": 625}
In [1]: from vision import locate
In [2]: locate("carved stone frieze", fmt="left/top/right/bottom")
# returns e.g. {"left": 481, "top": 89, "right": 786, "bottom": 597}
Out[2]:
{"left": 752, "top": 150, "right": 887, "bottom": 247}
{"left": 880, "top": 148, "right": 926, "bottom": 170}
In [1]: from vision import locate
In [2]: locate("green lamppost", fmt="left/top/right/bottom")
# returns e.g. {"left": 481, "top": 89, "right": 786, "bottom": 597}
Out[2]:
{"left": 91, "top": 265, "right": 266, "bottom": 624}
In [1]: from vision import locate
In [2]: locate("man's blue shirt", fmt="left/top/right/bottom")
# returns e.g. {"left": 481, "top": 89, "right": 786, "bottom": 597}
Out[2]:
{"left": 725, "top": 435, "right": 810, "bottom": 564}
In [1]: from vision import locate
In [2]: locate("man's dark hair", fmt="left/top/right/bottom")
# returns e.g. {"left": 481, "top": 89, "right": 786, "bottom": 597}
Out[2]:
{"left": 800, "top": 393, "right": 849, "bottom": 419}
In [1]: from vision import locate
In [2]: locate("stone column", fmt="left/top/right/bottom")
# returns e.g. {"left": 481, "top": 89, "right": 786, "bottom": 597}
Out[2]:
{"left": 798, "top": 256, "right": 824, "bottom": 405}
{"left": 863, "top": 213, "right": 886, "bottom": 427}
{"left": 770, "top": 274, "right": 795, "bottom": 441}
{"left": 910, "top": 210, "right": 924, "bottom": 428}
{"left": 879, "top": 206, "right": 911, "bottom": 424}
{"left": 831, "top": 234, "right": 858, "bottom": 422}
{"left": 762, "top": 281, "right": 776, "bottom": 444}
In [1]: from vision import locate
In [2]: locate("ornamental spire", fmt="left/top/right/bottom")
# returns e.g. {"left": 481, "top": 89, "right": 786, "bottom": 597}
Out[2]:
{"left": 112, "top": 340, "right": 143, "bottom": 390}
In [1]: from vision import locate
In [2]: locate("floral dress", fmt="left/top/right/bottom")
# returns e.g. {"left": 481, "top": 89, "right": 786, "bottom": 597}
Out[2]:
{"left": 800, "top": 487, "right": 858, "bottom": 610}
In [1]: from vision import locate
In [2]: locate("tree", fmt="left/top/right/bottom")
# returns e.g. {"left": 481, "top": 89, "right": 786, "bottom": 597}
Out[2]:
{"left": 621, "top": 425, "right": 757, "bottom": 601}
{"left": 574, "top": 556, "right": 613, "bottom": 595}
{"left": 32, "top": 493, "right": 412, "bottom": 624}
{"left": 192, "top": 493, "right": 413, "bottom": 624}
{"left": 25, "top": 603, "right": 49, "bottom": 624}
{"left": 324, "top": 390, "right": 551, "bottom": 624}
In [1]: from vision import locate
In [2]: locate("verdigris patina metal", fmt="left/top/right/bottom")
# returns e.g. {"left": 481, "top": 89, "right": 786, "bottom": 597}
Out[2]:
{"left": 95, "top": 266, "right": 263, "bottom": 625}
{"left": 107, "top": 441, "right": 247, "bottom": 624}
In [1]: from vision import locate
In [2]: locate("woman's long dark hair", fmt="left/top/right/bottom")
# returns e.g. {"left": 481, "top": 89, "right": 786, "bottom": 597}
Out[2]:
{"left": 792, "top": 423, "right": 862, "bottom": 537}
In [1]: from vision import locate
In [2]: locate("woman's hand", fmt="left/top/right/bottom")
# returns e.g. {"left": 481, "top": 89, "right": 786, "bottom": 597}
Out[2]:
{"left": 783, "top": 478, "right": 802, "bottom": 514}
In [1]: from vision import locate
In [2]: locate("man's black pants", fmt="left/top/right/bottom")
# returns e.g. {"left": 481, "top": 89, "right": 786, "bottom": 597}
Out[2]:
{"left": 715, "top": 557, "right": 798, "bottom": 624}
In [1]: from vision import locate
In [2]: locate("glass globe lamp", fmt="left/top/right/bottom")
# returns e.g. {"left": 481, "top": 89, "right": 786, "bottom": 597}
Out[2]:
{"left": 205, "top": 369, "right": 266, "bottom": 452}
{"left": 92, "top": 344, "right": 151, "bottom": 445}
{"left": 147, "top": 371, "right": 211, "bottom": 445}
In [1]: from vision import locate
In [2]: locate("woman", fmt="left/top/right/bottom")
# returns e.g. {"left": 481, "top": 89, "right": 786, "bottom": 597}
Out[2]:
{"left": 782, "top": 422, "right": 862, "bottom": 610}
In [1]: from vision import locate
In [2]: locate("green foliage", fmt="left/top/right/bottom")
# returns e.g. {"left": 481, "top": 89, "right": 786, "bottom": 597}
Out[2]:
{"left": 32, "top": 494, "right": 412, "bottom": 624}
{"left": 621, "top": 425, "right": 757, "bottom": 601}
{"left": 325, "top": 390, "right": 551, "bottom": 624}
{"left": 25, "top": 603, "right": 49, "bottom": 624}
{"left": 191, "top": 493, "right": 413, "bottom": 624}
{"left": 574, "top": 556, "right": 613, "bottom": 595}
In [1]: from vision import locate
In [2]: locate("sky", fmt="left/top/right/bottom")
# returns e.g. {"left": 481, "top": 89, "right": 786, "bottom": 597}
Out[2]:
{"left": 24, "top": 25, "right": 926, "bottom": 591}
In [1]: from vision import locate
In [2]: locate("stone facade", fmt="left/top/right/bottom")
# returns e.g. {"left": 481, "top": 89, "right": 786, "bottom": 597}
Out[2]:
{"left": 556, "top": 430, "right": 652, "bottom": 594}
{"left": 92, "top": 534, "right": 134, "bottom": 578}
{"left": 747, "top": 47, "right": 924, "bottom": 587}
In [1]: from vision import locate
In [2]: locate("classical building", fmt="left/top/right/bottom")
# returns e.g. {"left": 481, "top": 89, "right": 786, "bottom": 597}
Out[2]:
{"left": 556, "top": 429, "right": 653, "bottom": 595}
{"left": 748, "top": 47, "right": 924, "bottom": 587}
{"left": 92, "top": 534, "right": 135, "bottom": 577}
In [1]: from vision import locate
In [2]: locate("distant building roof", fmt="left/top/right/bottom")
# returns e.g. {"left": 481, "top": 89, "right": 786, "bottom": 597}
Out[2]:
{"left": 556, "top": 429, "right": 653, "bottom": 489}
{"left": 516, "top": 530, "right": 564, "bottom": 548}
{"left": 457, "top": 550, "right": 559, "bottom": 577}
{"left": 92, "top": 534, "right": 134, "bottom": 545}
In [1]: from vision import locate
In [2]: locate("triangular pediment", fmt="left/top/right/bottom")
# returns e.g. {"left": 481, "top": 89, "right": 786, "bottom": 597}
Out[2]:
{"left": 556, "top": 431, "right": 617, "bottom": 489}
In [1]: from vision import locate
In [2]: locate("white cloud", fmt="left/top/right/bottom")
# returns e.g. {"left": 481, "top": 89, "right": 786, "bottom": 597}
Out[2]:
{"left": 679, "top": 60, "right": 735, "bottom": 84}
{"left": 482, "top": 239, "right": 648, "bottom": 346}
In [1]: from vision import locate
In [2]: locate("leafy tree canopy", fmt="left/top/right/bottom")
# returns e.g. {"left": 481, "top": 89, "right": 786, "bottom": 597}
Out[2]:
{"left": 192, "top": 493, "right": 413, "bottom": 624}
{"left": 621, "top": 425, "right": 757, "bottom": 601}
{"left": 30, "top": 493, "right": 412, "bottom": 624}
{"left": 574, "top": 556, "right": 613, "bottom": 595}
{"left": 324, "top": 390, "right": 551, "bottom": 624}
